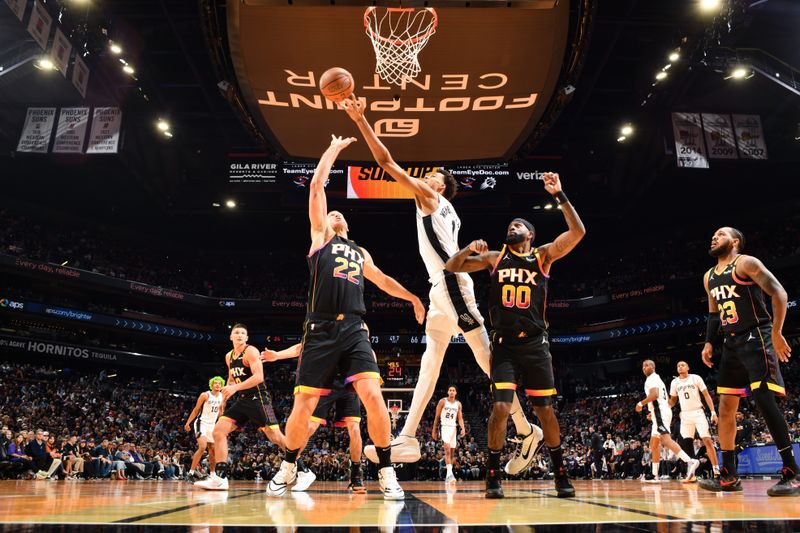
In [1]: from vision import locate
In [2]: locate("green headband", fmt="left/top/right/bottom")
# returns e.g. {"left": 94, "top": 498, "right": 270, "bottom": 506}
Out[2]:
{"left": 209, "top": 376, "right": 225, "bottom": 390}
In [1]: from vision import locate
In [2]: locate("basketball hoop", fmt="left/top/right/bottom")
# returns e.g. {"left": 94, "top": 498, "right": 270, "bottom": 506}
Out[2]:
{"left": 389, "top": 404, "right": 401, "bottom": 431}
{"left": 364, "top": 7, "right": 438, "bottom": 86}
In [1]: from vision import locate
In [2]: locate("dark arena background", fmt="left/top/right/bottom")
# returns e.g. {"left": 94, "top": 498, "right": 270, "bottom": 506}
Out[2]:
{"left": 1, "top": 0, "right": 800, "bottom": 531}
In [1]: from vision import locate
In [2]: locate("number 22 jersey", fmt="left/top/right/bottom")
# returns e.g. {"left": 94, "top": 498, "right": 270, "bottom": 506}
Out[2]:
{"left": 307, "top": 235, "right": 366, "bottom": 317}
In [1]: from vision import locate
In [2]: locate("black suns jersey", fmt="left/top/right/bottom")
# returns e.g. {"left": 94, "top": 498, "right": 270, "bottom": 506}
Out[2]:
{"left": 228, "top": 345, "right": 267, "bottom": 396}
{"left": 489, "top": 244, "right": 549, "bottom": 336}
{"left": 307, "top": 235, "right": 366, "bottom": 317}
{"left": 707, "top": 255, "right": 771, "bottom": 335}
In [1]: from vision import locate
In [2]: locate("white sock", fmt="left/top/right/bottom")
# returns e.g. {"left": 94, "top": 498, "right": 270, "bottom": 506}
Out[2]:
{"left": 652, "top": 462, "right": 659, "bottom": 476}
{"left": 713, "top": 465, "right": 720, "bottom": 475}
{"left": 677, "top": 450, "right": 691, "bottom": 463}
{"left": 446, "top": 464, "right": 453, "bottom": 475}
{"left": 189, "top": 470, "right": 194, "bottom": 476}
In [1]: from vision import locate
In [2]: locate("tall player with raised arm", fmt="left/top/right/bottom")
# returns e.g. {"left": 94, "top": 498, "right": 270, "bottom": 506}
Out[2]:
{"left": 445, "top": 172, "right": 582, "bottom": 498}
{"left": 341, "top": 96, "right": 542, "bottom": 476}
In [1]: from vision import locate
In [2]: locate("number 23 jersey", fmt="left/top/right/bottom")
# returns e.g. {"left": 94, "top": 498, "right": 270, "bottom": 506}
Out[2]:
{"left": 707, "top": 256, "right": 770, "bottom": 335}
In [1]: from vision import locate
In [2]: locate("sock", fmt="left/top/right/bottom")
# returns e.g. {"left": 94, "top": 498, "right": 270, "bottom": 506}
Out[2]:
{"left": 488, "top": 449, "right": 501, "bottom": 471}
{"left": 284, "top": 448, "right": 299, "bottom": 465}
{"left": 215, "top": 462, "right": 228, "bottom": 479}
{"left": 778, "top": 446, "right": 798, "bottom": 473}
{"left": 446, "top": 464, "right": 453, "bottom": 475}
{"left": 677, "top": 450, "right": 691, "bottom": 463}
{"left": 721, "top": 450, "right": 737, "bottom": 477}
{"left": 188, "top": 469, "right": 194, "bottom": 476}
{"left": 652, "top": 462, "right": 659, "bottom": 477}
{"left": 350, "top": 461, "right": 361, "bottom": 479}
{"left": 548, "top": 445, "right": 565, "bottom": 472}
{"left": 296, "top": 458, "right": 309, "bottom": 473}
{"left": 376, "top": 445, "right": 392, "bottom": 469}
{"left": 713, "top": 464, "right": 720, "bottom": 475}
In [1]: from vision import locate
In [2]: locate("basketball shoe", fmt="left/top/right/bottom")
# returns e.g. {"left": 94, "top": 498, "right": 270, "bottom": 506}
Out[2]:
{"left": 485, "top": 469, "right": 504, "bottom": 499}
{"left": 266, "top": 461, "right": 297, "bottom": 497}
{"left": 291, "top": 470, "right": 316, "bottom": 492}
{"left": 195, "top": 474, "right": 228, "bottom": 491}
{"left": 364, "top": 435, "right": 421, "bottom": 464}
{"left": 504, "top": 424, "right": 544, "bottom": 475}
{"left": 378, "top": 467, "right": 405, "bottom": 500}
{"left": 767, "top": 467, "right": 800, "bottom": 497}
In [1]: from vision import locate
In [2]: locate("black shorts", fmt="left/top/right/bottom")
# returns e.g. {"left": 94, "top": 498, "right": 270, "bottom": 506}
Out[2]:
{"left": 717, "top": 324, "right": 785, "bottom": 396}
{"left": 310, "top": 382, "right": 362, "bottom": 427}
{"left": 491, "top": 331, "right": 556, "bottom": 405}
{"left": 295, "top": 317, "right": 380, "bottom": 396}
{"left": 220, "top": 388, "right": 280, "bottom": 431}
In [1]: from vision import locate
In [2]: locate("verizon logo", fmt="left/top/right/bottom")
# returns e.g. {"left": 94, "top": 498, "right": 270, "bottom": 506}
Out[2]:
{"left": 516, "top": 171, "right": 546, "bottom": 181}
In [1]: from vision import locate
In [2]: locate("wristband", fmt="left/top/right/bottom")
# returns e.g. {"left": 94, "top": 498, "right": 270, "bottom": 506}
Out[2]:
{"left": 711, "top": 412, "right": 717, "bottom": 416}
{"left": 552, "top": 191, "right": 569, "bottom": 205}
{"left": 705, "top": 312, "right": 721, "bottom": 343}
{"left": 637, "top": 402, "right": 643, "bottom": 408}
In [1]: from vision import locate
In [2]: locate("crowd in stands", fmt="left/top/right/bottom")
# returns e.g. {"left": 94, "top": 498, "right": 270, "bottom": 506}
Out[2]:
{"left": 3, "top": 208, "right": 799, "bottom": 304}
{"left": 3, "top": 357, "right": 799, "bottom": 484}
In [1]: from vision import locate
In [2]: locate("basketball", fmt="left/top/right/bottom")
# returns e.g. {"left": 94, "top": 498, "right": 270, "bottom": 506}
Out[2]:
{"left": 319, "top": 67, "right": 354, "bottom": 103}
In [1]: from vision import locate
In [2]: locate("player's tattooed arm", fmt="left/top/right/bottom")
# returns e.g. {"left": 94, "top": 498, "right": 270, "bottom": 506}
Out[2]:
{"left": 445, "top": 240, "right": 499, "bottom": 273}
{"left": 362, "top": 247, "right": 426, "bottom": 325}
{"left": 341, "top": 96, "right": 439, "bottom": 210}
{"left": 738, "top": 255, "right": 792, "bottom": 361}
{"left": 309, "top": 135, "right": 357, "bottom": 249}
{"left": 538, "top": 173, "right": 586, "bottom": 267}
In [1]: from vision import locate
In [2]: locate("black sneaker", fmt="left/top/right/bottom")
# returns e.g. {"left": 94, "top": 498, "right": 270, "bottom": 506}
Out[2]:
{"left": 554, "top": 472, "right": 575, "bottom": 498}
{"left": 698, "top": 474, "right": 742, "bottom": 492}
{"left": 485, "top": 469, "right": 504, "bottom": 499}
{"left": 767, "top": 467, "right": 800, "bottom": 497}
{"left": 349, "top": 467, "right": 367, "bottom": 494}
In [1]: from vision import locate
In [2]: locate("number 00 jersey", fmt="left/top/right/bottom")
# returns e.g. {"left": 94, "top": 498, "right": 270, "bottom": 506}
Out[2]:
{"left": 489, "top": 245, "right": 549, "bottom": 336}
{"left": 707, "top": 256, "right": 771, "bottom": 335}
{"left": 307, "top": 235, "right": 366, "bottom": 317}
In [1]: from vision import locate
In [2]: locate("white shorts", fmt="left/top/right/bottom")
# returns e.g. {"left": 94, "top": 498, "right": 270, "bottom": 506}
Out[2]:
{"left": 194, "top": 419, "right": 216, "bottom": 444}
{"left": 426, "top": 272, "right": 484, "bottom": 337}
{"left": 680, "top": 409, "right": 711, "bottom": 439}
{"left": 441, "top": 426, "right": 458, "bottom": 448}
{"left": 650, "top": 407, "right": 673, "bottom": 437}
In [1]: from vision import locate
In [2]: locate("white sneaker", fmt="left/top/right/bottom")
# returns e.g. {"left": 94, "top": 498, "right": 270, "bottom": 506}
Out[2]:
{"left": 504, "top": 424, "right": 544, "bottom": 475}
{"left": 378, "top": 467, "right": 405, "bottom": 500}
{"left": 195, "top": 475, "right": 229, "bottom": 491}
{"left": 644, "top": 477, "right": 661, "bottom": 484}
{"left": 291, "top": 470, "right": 316, "bottom": 492}
{"left": 445, "top": 473, "right": 456, "bottom": 484}
{"left": 685, "top": 459, "right": 700, "bottom": 480}
{"left": 266, "top": 461, "right": 297, "bottom": 497}
{"left": 364, "top": 436, "right": 421, "bottom": 464}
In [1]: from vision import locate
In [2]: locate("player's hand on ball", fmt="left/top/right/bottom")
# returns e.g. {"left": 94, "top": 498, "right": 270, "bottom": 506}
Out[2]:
{"left": 221, "top": 385, "right": 237, "bottom": 400}
{"left": 261, "top": 349, "right": 280, "bottom": 363}
{"left": 773, "top": 332, "right": 792, "bottom": 362}
{"left": 701, "top": 342, "right": 714, "bottom": 368}
{"left": 330, "top": 134, "right": 357, "bottom": 151}
{"left": 411, "top": 297, "right": 426, "bottom": 325}
{"left": 468, "top": 239, "right": 488, "bottom": 254}
{"left": 542, "top": 172, "right": 562, "bottom": 194}
{"left": 340, "top": 95, "right": 365, "bottom": 121}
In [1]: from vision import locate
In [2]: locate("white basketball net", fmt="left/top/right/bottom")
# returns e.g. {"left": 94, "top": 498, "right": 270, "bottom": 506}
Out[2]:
{"left": 364, "top": 7, "right": 438, "bottom": 86}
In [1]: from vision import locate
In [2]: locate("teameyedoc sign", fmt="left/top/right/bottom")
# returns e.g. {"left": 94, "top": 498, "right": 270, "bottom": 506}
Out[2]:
{"left": 227, "top": 1, "right": 569, "bottom": 162}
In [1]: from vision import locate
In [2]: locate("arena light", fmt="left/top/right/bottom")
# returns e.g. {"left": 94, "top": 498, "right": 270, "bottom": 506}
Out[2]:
{"left": 157, "top": 119, "right": 170, "bottom": 131}
{"left": 122, "top": 64, "right": 135, "bottom": 75}
{"left": 225, "top": 199, "right": 237, "bottom": 208}
{"left": 544, "top": 203, "right": 554, "bottom": 210}
{"left": 668, "top": 51, "right": 680, "bottom": 62}
{"left": 699, "top": 0, "right": 721, "bottom": 12}
{"left": 655, "top": 71, "right": 668, "bottom": 81}
{"left": 617, "top": 135, "right": 627, "bottom": 143}
{"left": 726, "top": 66, "right": 753, "bottom": 80}
{"left": 109, "top": 42, "right": 122, "bottom": 55}
{"left": 621, "top": 125, "right": 634, "bottom": 136}
{"left": 163, "top": 131, "right": 173, "bottom": 138}
{"left": 212, "top": 202, "right": 221, "bottom": 207}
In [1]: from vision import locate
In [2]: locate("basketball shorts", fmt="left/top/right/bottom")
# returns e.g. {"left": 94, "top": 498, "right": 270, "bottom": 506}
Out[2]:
{"left": 426, "top": 271, "right": 484, "bottom": 337}
{"left": 650, "top": 402, "right": 672, "bottom": 436}
{"left": 219, "top": 389, "right": 279, "bottom": 433}
{"left": 490, "top": 330, "right": 556, "bottom": 405}
{"left": 310, "top": 382, "right": 362, "bottom": 427}
{"left": 193, "top": 418, "right": 216, "bottom": 444}
{"left": 717, "top": 325, "right": 785, "bottom": 396}
{"left": 441, "top": 425, "right": 458, "bottom": 448}
{"left": 679, "top": 409, "right": 711, "bottom": 439}
{"left": 296, "top": 316, "right": 380, "bottom": 396}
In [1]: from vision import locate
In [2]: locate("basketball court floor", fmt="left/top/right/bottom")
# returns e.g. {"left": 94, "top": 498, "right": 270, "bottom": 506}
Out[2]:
{"left": 1, "top": 479, "right": 799, "bottom": 531}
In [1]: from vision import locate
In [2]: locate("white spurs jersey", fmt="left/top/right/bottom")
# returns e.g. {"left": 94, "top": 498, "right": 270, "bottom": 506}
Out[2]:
{"left": 200, "top": 391, "right": 223, "bottom": 424}
{"left": 440, "top": 398, "right": 460, "bottom": 428}
{"left": 417, "top": 194, "right": 465, "bottom": 282}
{"left": 644, "top": 372, "right": 669, "bottom": 414}
{"left": 669, "top": 374, "right": 708, "bottom": 412}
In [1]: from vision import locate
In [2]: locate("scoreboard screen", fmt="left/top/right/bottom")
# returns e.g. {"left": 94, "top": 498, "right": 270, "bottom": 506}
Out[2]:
{"left": 385, "top": 360, "right": 404, "bottom": 383}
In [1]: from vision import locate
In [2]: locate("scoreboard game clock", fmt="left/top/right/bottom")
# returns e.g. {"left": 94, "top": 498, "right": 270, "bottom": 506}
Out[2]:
{"left": 384, "top": 359, "right": 404, "bottom": 383}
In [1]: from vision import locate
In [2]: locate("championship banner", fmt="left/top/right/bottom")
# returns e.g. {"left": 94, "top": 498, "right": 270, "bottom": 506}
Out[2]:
{"left": 51, "top": 27, "right": 72, "bottom": 78}
{"left": 52, "top": 107, "right": 90, "bottom": 153}
{"left": 701, "top": 113, "right": 738, "bottom": 160}
{"left": 16, "top": 107, "right": 56, "bottom": 153}
{"left": 27, "top": 0, "right": 53, "bottom": 50}
{"left": 86, "top": 107, "right": 122, "bottom": 154}
{"left": 5, "top": 0, "right": 27, "bottom": 21}
{"left": 732, "top": 114, "right": 768, "bottom": 160}
{"left": 71, "top": 55, "right": 90, "bottom": 98}
{"left": 671, "top": 112, "right": 709, "bottom": 169}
